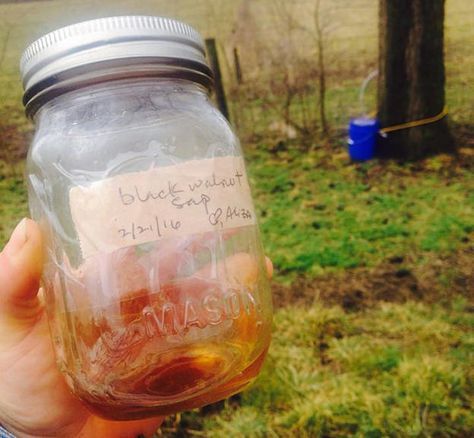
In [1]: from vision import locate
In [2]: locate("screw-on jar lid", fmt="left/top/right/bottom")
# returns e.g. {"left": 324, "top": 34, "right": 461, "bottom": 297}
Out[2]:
{"left": 20, "top": 16, "right": 213, "bottom": 117}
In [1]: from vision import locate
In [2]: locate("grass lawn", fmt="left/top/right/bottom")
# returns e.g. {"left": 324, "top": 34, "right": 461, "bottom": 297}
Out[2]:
{"left": 196, "top": 299, "right": 473, "bottom": 437}
{"left": 248, "top": 147, "right": 473, "bottom": 282}
{"left": 2, "top": 146, "right": 472, "bottom": 437}
{"left": 2, "top": 148, "right": 472, "bottom": 279}
{"left": 154, "top": 147, "right": 474, "bottom": 437}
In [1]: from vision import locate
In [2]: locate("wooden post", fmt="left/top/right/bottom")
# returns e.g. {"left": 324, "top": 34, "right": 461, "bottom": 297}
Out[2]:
{"left": 233, "top": 47, "right": 243, "bottom": 84}
{"left": 205, "top": 38, "right": 230, "bottom": 121}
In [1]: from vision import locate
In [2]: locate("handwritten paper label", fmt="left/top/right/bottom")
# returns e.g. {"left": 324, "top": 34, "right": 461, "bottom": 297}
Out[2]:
{"left": 69, "top": 156, "right": 256, "bottom": 258}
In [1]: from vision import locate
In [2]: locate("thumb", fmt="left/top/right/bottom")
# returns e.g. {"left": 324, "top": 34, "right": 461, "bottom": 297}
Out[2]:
{"left": 0, "top": 218, "right": 44, "bottom": 328}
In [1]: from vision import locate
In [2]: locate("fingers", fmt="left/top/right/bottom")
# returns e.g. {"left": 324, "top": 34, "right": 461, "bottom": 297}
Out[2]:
{"left": 0, "top": 218, "right": 44, "bottom": 324}
{"left": 265, "top": 256, "right": 274, "bottom": 279}
{"left": 82, "top": 416, "right": 164, "bottom": 438}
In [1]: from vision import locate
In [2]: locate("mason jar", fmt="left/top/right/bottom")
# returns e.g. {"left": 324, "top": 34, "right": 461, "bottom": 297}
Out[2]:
{"left": 20, "top": 16, "right": 272, "bottom": 420}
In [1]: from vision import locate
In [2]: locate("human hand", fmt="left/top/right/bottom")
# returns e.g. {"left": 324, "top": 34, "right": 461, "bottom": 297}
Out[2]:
{"left": 0, "top": 219, "right": 164, "bottom": 438}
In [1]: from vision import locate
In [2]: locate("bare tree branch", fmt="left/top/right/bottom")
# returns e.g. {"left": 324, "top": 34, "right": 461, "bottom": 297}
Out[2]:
{"left": 314, "top": 0, "right": 328, "bottom": 136}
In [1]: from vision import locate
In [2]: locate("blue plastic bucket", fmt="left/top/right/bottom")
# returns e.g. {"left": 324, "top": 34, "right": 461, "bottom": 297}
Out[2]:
{"left": 348, "top": 118, "right": 380, "bottom": 161}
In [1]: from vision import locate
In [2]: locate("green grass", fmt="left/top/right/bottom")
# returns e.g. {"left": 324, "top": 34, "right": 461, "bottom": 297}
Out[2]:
{"left": 176, "top": 298, "right": 473, "bottom": 437}
{"left": 2, "top": 149, "right": 473, "bottom": 279}
{"left": 247, "top": 147, "right": 473, "bottom": 282}
{"left": 0, "top": 147, "right": 474, "bottom": 280}
{"left": 0, "top": 163, "right": 28, "bottom": 243}
{"left": 2, "top": 148, "right": 472, "bottom": 438}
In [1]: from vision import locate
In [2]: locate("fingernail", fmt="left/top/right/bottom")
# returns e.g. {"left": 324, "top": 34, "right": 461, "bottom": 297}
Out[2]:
{"left": 3, "top": 218, "right": 28, "bottom": 257}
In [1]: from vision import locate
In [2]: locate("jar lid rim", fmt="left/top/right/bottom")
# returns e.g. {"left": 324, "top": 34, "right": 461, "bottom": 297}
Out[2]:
{"left": 20, "top": 16, "right": 213, "bottom": 117}
{"left": 20, "top": 16, "right": 205, "bottom": 73}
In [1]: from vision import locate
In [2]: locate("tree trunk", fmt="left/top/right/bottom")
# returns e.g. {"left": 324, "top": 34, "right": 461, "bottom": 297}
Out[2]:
{"left": 378, "top": 0, "right": 455, "bottom": 160}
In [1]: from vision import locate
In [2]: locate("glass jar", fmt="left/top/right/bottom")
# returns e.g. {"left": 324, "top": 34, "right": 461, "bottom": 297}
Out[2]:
{"left": 21, "top": 16, "right": 272, "bottom": 420}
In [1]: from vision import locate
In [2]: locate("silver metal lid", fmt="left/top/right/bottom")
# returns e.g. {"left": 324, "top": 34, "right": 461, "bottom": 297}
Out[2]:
{"left": 20, "top": 16, "right": 213, "bottom": 116}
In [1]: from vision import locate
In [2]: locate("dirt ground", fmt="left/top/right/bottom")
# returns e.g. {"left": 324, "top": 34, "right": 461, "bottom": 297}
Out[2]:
{"left": 272, "top": 248, "right": 474, "bottom": 311}
{"left": 0, "top": 118, "right": 30, "bottom": 163}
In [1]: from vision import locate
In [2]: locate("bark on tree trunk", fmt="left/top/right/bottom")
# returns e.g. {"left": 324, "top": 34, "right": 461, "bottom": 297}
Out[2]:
{"left": 378, "top": 0, "right": 455, "bottom": 160}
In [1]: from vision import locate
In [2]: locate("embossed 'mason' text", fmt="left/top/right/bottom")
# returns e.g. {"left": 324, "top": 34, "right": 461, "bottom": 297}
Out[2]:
{"left": 143, "top": 287, "right": 259, "bottom": 337}
{"left": 99, "top": 287, "right": 260, "bottom": 354}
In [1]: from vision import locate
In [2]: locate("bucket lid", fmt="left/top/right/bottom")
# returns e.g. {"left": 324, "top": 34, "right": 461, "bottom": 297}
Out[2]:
{"left": 350, "top": 117, "right": 379, "bottom": 127}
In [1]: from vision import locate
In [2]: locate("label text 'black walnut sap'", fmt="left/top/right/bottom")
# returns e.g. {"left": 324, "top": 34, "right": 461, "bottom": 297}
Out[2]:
{"left": 69, "top": 156, "right": 257, "bottom": 258}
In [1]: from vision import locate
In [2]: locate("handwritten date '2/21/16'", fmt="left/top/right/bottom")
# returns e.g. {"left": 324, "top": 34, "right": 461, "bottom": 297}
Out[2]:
{"left": 118, "top": 205, "right": 252, "bottom": 241}
{"left": 209, "top": 206, "right": 253, "bottom": 227}
{"left": 117, "top": 216, "right": 182, "bottom": 241}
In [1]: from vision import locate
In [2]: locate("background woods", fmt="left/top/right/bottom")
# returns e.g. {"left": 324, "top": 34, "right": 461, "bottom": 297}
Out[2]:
{"left": 1, "top": 0, "right": 472, "bottom": 149}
